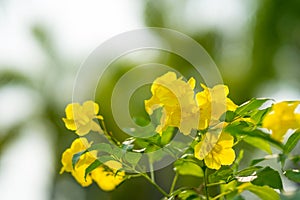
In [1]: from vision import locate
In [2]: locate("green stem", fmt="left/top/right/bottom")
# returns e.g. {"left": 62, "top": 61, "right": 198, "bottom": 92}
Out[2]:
{"left": 122, "top": 162, "right": 168, "bottom": 197}
{"left": 169, "top": 173, "right": 178, "bottom": 194}
{"left": 204, "top": 167, "right": 209, "bottom": 199}
{"left": 211, "top": 190, "right": 232, "bottom": 200}
{"left": 206, "top": 181, "right": 226, "bottom": 187}
{"left": 149, "top": 159, "right": 155, "bottom": 182}
{"left": 99, "top": 119, "right": 120, "bottom": 146}
{"left": 141, "top": 173, "right": 169, "bottom": 197}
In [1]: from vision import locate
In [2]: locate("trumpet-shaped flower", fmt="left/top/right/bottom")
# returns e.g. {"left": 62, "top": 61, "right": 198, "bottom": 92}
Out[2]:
{"left": 194, "top": 130, "right": 235, "bottom": 170}
{"left": 60, "top": 138, "right": 97, "bottom": 187}
{"left": 263, "top": 101, "right": 300, "bottom": 142}
{"left": 63, "top": 100, "right": 103, "bottom": 136}
{"left": 92, "top": 160, "right": 125, "bottom": 191}
{"left": 145, "top": 72, "right": 199, "bottom": 135}
{"left": 196, "top": 84, "right": 237, "bottom": 130}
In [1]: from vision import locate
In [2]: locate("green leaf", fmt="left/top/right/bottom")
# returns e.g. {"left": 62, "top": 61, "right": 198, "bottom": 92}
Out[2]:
{"left": 124, "top": 152, "right": 142, "bottom": 166}
{"left": 236, "top": 166, "right": 262, "bottom": 177}
{"left": 84, "top": 155, "right": 115, "bottom": 179}
{"left": 243, "top": 136, "right": 272, "bottom": 154}
{"left": 250, "top": 158, "right": 266, "bottom": 166}
{"left": 232, "top": 195, "right": 245, "bottom": 200}
{"left": 284, "top": 169, "right": 300, "bottom": 183}
{"left": 250, "top": 154, "right": 279, "bottom": 166}
{"left": 251, "top": 167, "right": 283, "bottom": 190}
{"left": 220, "top": 110, "right": 236, "bottom": 122}
{"left": 284, "top": 131, "right": 300, "bottom": 154}
{"left": 88, "top": 143, "right": 112, "bottom": 154}
{"left": 150, "top": 107, "right": 163, "bottom": 127}
{"left": 225, "top": 122, "right": 283, "bottom": 150}
{"left": 133, "top": 116, "right": 150, "bottom": 126}
{"left": 244, "top": 184, "right": 280, "bottom": 200}
{"left": 232, "top": 150, "right": 244, "bottom": 172}
{"left": 72, "top": 150, "right": 85, "bottom": 168}
{"left": 174, "top": 159, "right": 204, "bottom": 177}
{"left": 209, "top": 167, "right": 233, "bottom": 183}
{"left": 278, "top": 153, "right": 287, "bottom": 168}
{"left": 84, "top": 159, "right": 102, "bottom": 179}
{"left": 177, "top": 190, "right": 201, "bottom": 200}
{"left": 250, "top": 107, "right": 271, "bottom": 125}
{"left": 236, "top": 98, "right": 270, "bottom": 116}
{"left": 161, "top": 126, "right": 175, "bottom": 145}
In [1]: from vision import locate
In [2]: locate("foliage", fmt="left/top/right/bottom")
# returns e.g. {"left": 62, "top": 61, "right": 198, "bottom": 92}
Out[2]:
{"left": 61, "top": 71, "right": 300, "bottom": 199}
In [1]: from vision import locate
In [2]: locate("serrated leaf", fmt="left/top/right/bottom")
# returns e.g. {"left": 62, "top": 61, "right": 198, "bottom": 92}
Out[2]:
{"left": 174, "top": 159, "right": 203, "bottom": 177}
{"left": 124, "top": 152, "right": 142, "bottom": 166}
{"left": 236, "top": 98, "right": 270, "bottom": 116}
{"left": 243, "top": 136, "right": 272, "bottom": 154}
{"left": 284, "top": 169, "right": 300, "bottom": 183}
{"left": 244, "top": 184, "right": 280, "bottom": 200}
{"left": 251, "top": 167, "right": 283, "bottom": 190}
{"left": 284, "top": 131, "right": 300, "bottom": 154}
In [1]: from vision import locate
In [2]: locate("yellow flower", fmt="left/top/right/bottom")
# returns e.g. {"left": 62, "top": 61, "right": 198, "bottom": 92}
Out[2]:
{"left": 263, "top": 101, "right": 300, "bottom": 142}
{"left": 63, "top": 100, "right": 103, "bottom": 136}
{"left": 194, "top": 130, "right": 235, "bottom": 170}
{"left": 145, "top": 72, "right": 199, "bottom": 135}
{"left": 92, "top": 160, "right": 125, "bottom": 191}
{"left": 60, "top": 138, "right": 97, "bottom": 187}
{"left": 196, "top": 84, "right": 237, "bottom": 130}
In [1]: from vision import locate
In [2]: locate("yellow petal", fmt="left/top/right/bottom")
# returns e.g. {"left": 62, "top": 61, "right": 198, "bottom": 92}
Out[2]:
{"left": 62, "top": 118, "right": 77, "bottom": 130}
{"left": 226, "top": 98, "right": 238, "bottom": 111}
{"left": 212, "top": 85, "right": 229, "bottom": 100}
{"left": 65, "top": 103, "right": 80, "bottom": 119}
{"left": 91, "top": 121, "right": 102, "bottom": 133}
{"left": 204, "top": 152, "right": 221, "bottom": 170}
{"left": 188, "top": 77, "right": 196, "bottom": 89}
{"left": 76, "top": 123, "right": 92, "bottom": 136}
{"left": 71, "top": 164, "right": 93, "bottom": 187}
{"left": 83, "top": 100, "right": 99, "bottom": 116}
{"left": 217, "top": 133, "right": 234, "bottom": 148}
{"left": 92, "top": 161, "right": 125, "bottom": 191}
{"left": 219, "top": 148, "right": 236, "bottom": 165}
{"left": 194, "top": 140, "right": 205, "bottom": 160}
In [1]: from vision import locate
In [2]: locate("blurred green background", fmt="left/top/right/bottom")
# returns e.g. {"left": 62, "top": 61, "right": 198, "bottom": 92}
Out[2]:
{"left": 0, "top": 0, "right": 300, "bottom": 200}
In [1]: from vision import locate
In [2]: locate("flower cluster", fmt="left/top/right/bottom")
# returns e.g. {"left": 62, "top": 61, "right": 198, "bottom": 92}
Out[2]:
{"left": 145, "top": 72, "right": 237, "bottom": 169}
{"left": 60, "top": 71, "right": 300, "bottom": 200}
{"left": 145, "top": 72, "right": 199, "bottom": 135}
{"left": 61, "top": 102, "right": 125, "bottom": 191}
